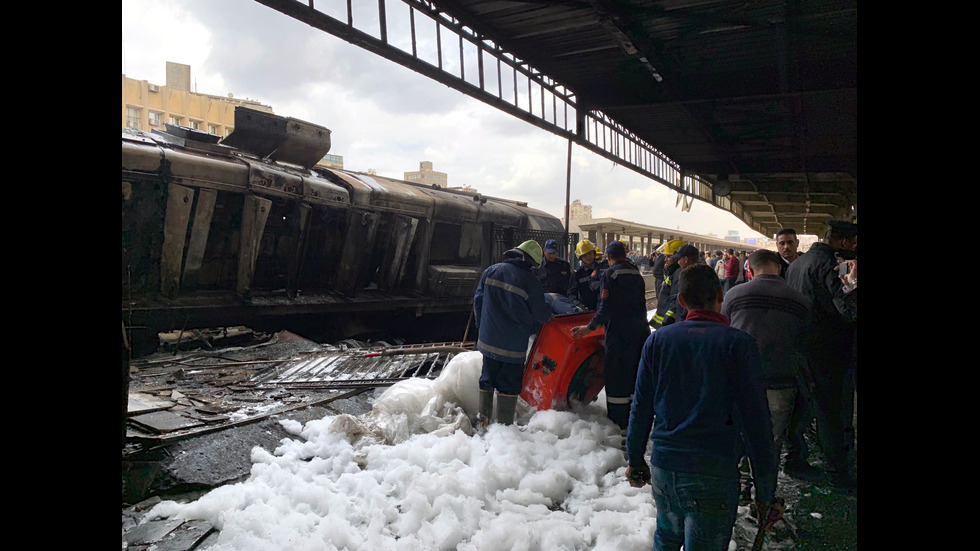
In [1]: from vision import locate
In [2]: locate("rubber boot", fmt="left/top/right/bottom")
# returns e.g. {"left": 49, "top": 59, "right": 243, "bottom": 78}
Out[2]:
{"left": 495, "top": 393, "right": 519, "bottom": 425}
{"left": 478, "top": 389, "right": 494, "bottom": 430}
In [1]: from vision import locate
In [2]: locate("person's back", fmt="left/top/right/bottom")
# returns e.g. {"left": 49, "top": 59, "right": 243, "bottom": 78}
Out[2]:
{"left": 634, "top": 313, "right": 772, "bottom": 478}
{"left": 475, "top": 256, "right": 551, "bottom": 362}
{"left": 782, "top": 222, "right": 858, "bottom": 490}
{"left": 595, "top": 258, "right": 648, "bottom": 338}
{"left": 571, "top": 241, "right": 649, "bottom": 429}
{"left": 474, "top": 240, "right": 553, "bottom": 427}
{"left": 626, "top": 264, "right": 779, "bottom": 550}
{"left": 785, "top": 241, "right": 855, "bottom": 330}
{"left": 722, "top": 272, "right": 810, "bottom": 388}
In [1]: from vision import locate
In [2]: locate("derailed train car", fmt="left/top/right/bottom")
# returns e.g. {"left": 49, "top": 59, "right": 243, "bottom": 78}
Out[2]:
{"left": 122, "top": 107, "right": 570, "bottom": 355}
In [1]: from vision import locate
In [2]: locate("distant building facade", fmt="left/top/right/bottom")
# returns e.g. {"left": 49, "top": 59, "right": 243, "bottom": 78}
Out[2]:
{"left": 317, "top": 153, "right": 344, "bottom": 170}
{"left": 404, "top": 161, "right": 448, "bottom": 188}
{"left": 562, "top": 199, "right": 594, "bottom": 242}
{"left": 122, "top": 61, "right": 274, "bottom": 138}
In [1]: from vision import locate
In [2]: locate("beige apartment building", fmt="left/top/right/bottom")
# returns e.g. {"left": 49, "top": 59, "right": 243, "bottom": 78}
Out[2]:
{"left": 404, "top": 161, "right": 448, "bottom": 188}
{"left": 122, "top": 61, "right": 273, "bottom": 138}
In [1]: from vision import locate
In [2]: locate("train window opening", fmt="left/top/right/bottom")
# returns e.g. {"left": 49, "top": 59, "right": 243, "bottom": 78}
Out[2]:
{"left": 252, "top": 198, "right": 296, "bottom": 291}
{"left": 298, "top": 206, "right": 347, "bottom": 291}
{"left": 197, "top": 192, "right": 244, "bottom": 290}
{"left": 430, "top": 222, "right": 481, "bottom": 265}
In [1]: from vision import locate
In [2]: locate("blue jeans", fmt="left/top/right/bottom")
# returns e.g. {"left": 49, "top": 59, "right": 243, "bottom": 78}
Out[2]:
{"left": 650, "top": 467, "right": 739, "bottom": 551}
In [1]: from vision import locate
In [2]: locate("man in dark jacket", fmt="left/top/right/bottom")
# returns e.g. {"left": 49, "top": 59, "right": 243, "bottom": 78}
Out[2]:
{"left": 534, "top": 239, "right": 572, "bottom": 295}
{"left": 625, "top": 264, "right": 782, "bottom": 550}
{"left": 722, "top": 250, "right": 811, "bottom": 470}
{"left": 785, "top": 220, "right": 858, "bottom": 490}
{"left": 473, "top": 240, "right": 552, "bottom": 427}
{"left": 570, "top": 241, "right": 650, "bottom": 429}
{"left": 775, "top": 228, "right": 801, "bottom": 278}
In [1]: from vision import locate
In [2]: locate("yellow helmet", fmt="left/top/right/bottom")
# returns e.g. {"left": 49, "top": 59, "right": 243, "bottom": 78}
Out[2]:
{"left": 575, "top": 239, "right": 597, "bottom": 258}
{"left": 515, "top": 240, "right": 543, "bottom": 266}
{"left": 662, "top": 239, "right": 686, "bottom": 255}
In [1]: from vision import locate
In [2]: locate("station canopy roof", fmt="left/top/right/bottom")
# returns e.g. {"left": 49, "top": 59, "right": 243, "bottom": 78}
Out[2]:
{"left": 433, "top": 0, "right": 857, "bottom": 237}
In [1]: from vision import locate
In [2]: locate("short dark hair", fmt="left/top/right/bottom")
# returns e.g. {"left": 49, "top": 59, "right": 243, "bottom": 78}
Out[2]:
{"left": 776, "top": 228, "right": 798, "bottom": 239}
{"left": 715, "top": 250, "right": 723, "bottom": 256}
{"left": 727, "top": 248, "right": 735, "bottom": 255}
{"left": 748, "top": 249, "right": 782, "bottom": 270}
{"left": 605, "top": 240, "right": 626, "bottom": 260}
{"left": 825, "top": 220, "right": 858, "bottom": 241}
{"left": 678, "top": 264, "right": 720, "bottom": 309}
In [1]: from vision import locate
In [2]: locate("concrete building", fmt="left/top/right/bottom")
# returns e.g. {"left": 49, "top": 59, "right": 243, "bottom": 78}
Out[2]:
{"left": 317, "top": 153, "right": 344, "bottom": 170}
{"left": 562, "top": 199, "right": 594, "bottom": 242}
{"left": 404, "top": 161, "right": 448, "bottom": 188}
{"left": 122, "top": 61, "right": 274, "bottom": 138}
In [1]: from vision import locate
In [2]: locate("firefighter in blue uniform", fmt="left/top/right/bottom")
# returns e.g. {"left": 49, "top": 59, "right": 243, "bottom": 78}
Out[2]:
{"left": 473, "top": 240, "right": 553, "bottom": 427}
{"left": 570, "top": 240, "right": 650, "bottom": 429}
{"left": 660, "top": 244, "right": 702, "bottom": 327}
{"left": 567, "top": 239, "right": 609, "bottom": 311}
{"left": 649, "top": 239, "right": 685, "bottom": 328}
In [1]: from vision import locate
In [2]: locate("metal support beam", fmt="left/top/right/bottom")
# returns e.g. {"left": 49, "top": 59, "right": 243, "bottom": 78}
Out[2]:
{"left": 252, "top": 0, "right": 703, "bottom": 201}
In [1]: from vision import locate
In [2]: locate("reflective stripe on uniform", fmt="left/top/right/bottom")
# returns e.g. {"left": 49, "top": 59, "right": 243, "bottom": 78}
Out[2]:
{"left": 606, "top": 394, "right": 634, "bottom": 404}
{"left": 610, "top": 268, "right": 641, "bottom": 279}
{"left": 484, "top": 277, "right": 529, "bottom": 300}
{"left": 477, "top": 339, "right": 527, "bottom": 359}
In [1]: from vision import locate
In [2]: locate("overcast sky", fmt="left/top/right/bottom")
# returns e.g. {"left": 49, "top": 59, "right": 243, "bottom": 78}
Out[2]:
{"left": 122, "top": 0, "right": 768, "bottom": 240}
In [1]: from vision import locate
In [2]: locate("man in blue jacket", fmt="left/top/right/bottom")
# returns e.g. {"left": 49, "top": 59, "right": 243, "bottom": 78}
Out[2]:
{"left": 473, "top": 240, "right": 552, "bottom": 427}
{"left": 625, "top": 264, "right": 782, "bottom": 550}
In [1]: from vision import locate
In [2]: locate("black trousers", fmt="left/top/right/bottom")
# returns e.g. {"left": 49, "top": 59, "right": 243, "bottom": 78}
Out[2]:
{"left": 603, "top": 330, "right": 647, "bottom": 429}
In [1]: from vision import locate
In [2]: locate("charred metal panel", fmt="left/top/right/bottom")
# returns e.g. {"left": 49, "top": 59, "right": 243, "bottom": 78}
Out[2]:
{"left": 420, "top": 187, "right": 481, "bottom": 223}
{"left": 426, "top": 265, "right": 481, "bottom": 297}
{"left": 378, "top": 214, "right": 419, "bottom": 292}
{"left": 335, "top": 210, "right": 380, "bottom": 297}
{"left": 236, "top": 195, "right": 273, "bottom": 298}
{"left": 160, "top": 183, "right": 195, "bottom": 298}
{"left": 286, "top": 203, "right": 312, "bottom": 299}
{"left": 181, "top": 189, "right": 217, "bottom": 289}
{"left": 220, "top": 107, "right": 332, "bottom": 169}
{"left": 302, "top": 177, "right": 348, "bottom": 206}
{"left": 122, "top": 140, "right": 165, "bottom": 173}
{"left": 322, "top": 169, "right": 434, "bottom": 218}
{"left": 159, "top": 148, "right": 250, "bottom": 194}
{"left": 411, "top": 219, "right": 434, "bottom": 292}
{"left": 247, "top": 163, "right": 304, "bottom": 199}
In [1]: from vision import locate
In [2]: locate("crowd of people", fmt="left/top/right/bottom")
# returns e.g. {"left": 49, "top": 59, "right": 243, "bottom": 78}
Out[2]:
{"left": 470, "top": 221, "right": 857, "bottom": 550}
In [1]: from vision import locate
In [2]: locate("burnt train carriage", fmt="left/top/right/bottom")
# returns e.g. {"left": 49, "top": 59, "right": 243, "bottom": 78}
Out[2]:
{"left": 122, "top": 108, "right": 569, "bottom": 355}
